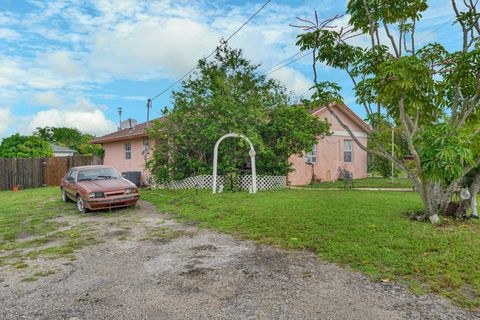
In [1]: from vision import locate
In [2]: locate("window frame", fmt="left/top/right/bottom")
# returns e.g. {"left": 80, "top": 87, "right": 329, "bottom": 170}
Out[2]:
{"left": 305, "top": 144, "right": 317, "bottom": 164}
{"left": 65, "top": 169, "right": 74, "bottom": 182}
{"left": 125, "top": 142, "right": 132, "bottom": 160}
{"left": 344, "top": 139, "right": 353, "bottom": 163}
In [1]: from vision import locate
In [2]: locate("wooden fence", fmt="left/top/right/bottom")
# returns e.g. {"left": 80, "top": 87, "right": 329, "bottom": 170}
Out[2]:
{"left": 0, "top": 156, "right": 103, "bottom": 191}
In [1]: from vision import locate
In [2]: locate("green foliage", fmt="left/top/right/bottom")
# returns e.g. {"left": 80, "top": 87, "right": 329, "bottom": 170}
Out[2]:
{"left": 364, "top": 115, "right": 407, "bottom": 178}
{"left": 147, "top": 45, "right": 330, "bottom": 182}
{"left": 295, "top": 0, "right": 480, "bottom": 216}
{"left": 347, "top": 0, "right": 428, "bottom": 33}
{"left": 371, "top": 155, "right": 400, "bottom": 178}
{"left": 416, "top": 124, "right": 475, "bottom": 185}
{"left": 34, "top": 127, "right": 104, "bottom": 156}
{"left": 0, "top": 134, "right": 53, "bottom": 158}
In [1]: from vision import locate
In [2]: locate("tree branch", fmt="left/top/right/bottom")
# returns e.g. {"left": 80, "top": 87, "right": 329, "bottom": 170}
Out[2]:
{"left": 324, "top": 102, "right": 416, "bottom": 179}
{"left": 384, "top": 22, "right": 400, "bottom": 58}
{"left": 362, "top": 0, "right": 377, "bottom": 48}
{"left": 398, "top": 96, "right": 423, "bottom": 175}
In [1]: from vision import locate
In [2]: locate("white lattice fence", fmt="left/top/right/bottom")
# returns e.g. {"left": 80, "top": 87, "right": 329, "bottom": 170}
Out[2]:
{"left": 157, "top": 175, "right": 224, "bottom": 190}
{"left": 237, "top": 175, "right": 286, "bottom": 191}
{"left": 155, "top": 175, "right": 286, "bottom": 191}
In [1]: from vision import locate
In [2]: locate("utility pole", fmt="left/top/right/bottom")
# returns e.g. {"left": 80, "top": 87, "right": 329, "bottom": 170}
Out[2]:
{"left": 391, "top": 127, "right": 394, "bottom": 181}
{"left": 118, "top": 107, "right": 122, "bottom": 131}
{"left": 146, "top": 99, "right": 152, "bottom": 127}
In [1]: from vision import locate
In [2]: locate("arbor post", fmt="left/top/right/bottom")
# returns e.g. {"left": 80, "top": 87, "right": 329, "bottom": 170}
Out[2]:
{"left": 212, "top": 133, "right": 257, "bottom": 194}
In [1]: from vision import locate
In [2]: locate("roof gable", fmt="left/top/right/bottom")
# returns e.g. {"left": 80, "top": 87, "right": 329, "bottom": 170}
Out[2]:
{"left": 310, "top": 103, "right": 371, "bottom": 133}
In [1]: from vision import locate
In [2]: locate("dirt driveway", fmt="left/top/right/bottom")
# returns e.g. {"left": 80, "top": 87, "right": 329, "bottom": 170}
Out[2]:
{"left": 0, "top": 200, "right": 478, "bottom": 320}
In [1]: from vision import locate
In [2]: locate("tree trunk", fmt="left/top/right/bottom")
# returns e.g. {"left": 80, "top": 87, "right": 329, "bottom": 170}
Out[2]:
{"left": 458, "top": 173, "right": 480, "bottom": 217}
{"left": 473, "top": 195, "right": 478, "bottom": 217}
{"left": 417, "top": 181, "right": 442, "bottom": 223}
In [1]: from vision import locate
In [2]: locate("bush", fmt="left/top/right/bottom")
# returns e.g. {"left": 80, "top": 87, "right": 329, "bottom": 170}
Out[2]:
{"left": 372, "top": 155, "right": 400, "bottom": 178}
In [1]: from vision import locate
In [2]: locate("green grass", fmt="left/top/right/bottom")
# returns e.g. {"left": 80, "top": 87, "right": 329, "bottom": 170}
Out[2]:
{"left": 0, "top": 187, "right": 99, "bottom": 266}
{"left": 304, "top": 177, "right": 413, "bottom": 189}
{"left": 143, "top": 189, "right": 480, "bottom": 308}
{"left": 0, "top": 187, "right": 76, "bottom": 242}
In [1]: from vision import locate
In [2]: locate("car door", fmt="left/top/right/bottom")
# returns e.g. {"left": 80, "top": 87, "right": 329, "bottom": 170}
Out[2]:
{"left": 64, "top": 169, "right": 77, "bottom": 199}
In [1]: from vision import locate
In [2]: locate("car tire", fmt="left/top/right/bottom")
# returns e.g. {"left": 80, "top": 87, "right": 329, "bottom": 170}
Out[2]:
{"left": 61, "top": 189, "right": 70, "bottom": 203}
{"left": 76, "top": 195, "right": 89, "bottom": 214}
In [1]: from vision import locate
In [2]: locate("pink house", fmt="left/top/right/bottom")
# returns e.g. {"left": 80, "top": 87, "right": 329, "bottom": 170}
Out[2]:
{"left": 92, "top": 104, "right": 369, "bottom": 187}
{"left": 91, "top": 120, "right": 159, "bottom": 185}
{"left": 287, "top": 104, "right": 371, "bottom": 186}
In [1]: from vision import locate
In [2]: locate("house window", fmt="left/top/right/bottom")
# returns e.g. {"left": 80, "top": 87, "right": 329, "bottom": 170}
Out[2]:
{"left": 344, "top": 140, "right": 352, "bottom": 162}
{"left": 305, "top": 144, "right": 317, "bottom": 163}
{"left": 125, "top": 143, "right": 132, "bottom": 160}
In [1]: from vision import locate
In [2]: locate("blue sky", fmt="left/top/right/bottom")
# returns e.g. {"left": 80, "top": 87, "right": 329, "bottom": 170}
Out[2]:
{"left": 0, "top": 0, "right": 459, "bottom": 138}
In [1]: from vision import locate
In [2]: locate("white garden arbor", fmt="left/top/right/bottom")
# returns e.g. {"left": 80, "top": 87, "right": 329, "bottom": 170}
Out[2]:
{"left": 212, "top": 133, "right": 257, "bottom": 194}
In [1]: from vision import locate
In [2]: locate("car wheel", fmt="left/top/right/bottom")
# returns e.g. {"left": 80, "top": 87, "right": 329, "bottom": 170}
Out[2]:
{"left": 61, "top": 189, "right": 70, "bottom": 202}
{"left": 76, "top": 195, "right": 89, "bottom": 214}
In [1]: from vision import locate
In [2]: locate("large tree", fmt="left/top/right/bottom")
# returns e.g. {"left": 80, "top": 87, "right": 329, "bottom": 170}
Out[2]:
{"left": 147, "top": 45, "right": 330, "bottom": 183}
{"left": 34, "top": 126, "right": 104, "bottom": 156}
{"left": 295, "top": 1, "right": 479, "bottom": 222}
{"left": 0, "top": 134, "right": 53, "bottom": 158}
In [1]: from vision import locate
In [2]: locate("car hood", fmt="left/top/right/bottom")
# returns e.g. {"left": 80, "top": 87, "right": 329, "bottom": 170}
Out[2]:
{"left": 77, "top": 178, "right": 135, "bottom": 192}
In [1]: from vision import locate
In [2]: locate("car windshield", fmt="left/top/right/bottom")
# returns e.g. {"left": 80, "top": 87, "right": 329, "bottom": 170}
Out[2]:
{"left": 77, "top": 168, "right": 121, "bottom": 181}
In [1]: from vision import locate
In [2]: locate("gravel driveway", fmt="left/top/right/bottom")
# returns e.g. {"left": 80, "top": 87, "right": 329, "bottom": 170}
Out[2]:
{"left": 0, "top": 200, "right": 478, "bottom": 320}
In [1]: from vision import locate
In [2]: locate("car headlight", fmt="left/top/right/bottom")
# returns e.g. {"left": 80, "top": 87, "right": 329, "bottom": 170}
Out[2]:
{"left": 89, "top": 192, "right": 105, "bottom": 198}
{"left": 125, "top": 188, "right": 138, "bottom": 194}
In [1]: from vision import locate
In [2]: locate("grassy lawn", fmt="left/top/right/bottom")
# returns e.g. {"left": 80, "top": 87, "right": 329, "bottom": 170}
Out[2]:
{"left": 0, "top": 188, "right": 100, "bottom": 268}
{"left": 143, "top": 189, "right": 480, "bottom": 308}
{"left": 0, "top": 187, "right": 74, "bottom": 242}
{"left": 304, "top": 177, "right": 413, "bottom": 189}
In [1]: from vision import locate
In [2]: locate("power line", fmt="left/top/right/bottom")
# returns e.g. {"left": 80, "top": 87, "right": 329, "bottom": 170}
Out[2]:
{"left": 149, "top": 0, "right": 273, "bottom": 101}
{"left": 265, "top": 16, "right": 457, "bottom": 77}
{"left": 417, "top": 16, "right": 457, "bottom": 42}
{"left": 265, "top": 50, "right": 312, "bottom": 75}
{"left": 263, "top": 51, "right": 305, "bottom": 73}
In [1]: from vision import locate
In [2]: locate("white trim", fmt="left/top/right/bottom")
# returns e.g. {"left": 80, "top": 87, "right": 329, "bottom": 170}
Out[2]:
{"left": 311, "top": 104, "right": 372, "bottom": 133}
{"left": 332, "top": 130, "right": 368, "bottom": 138}
{"left": 311, "top": 107, "right": 326, "bottom": 115}
{"left": 343, "top": 139, "right": 353, "bottom": 163}
{"left": 305, "top": 144, "right": 317, "bottom": 164}
{"left": 125, "top": 142, "right": 132, "bottom": 160}
{"left": 212, "top": 133, "right": 257, "bottom": 194}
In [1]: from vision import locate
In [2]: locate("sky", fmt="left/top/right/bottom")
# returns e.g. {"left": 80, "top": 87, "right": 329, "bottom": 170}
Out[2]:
{"left": 0, "top": 0, "right": 460, "bottom": 138}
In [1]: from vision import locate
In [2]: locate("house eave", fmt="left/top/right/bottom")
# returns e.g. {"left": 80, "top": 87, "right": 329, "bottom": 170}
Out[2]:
{"left": 91, "top": 132, "right": 147, "bottom": 144}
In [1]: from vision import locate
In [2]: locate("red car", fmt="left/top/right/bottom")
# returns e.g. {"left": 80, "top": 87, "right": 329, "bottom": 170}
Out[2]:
{"left": 60, "top": 165, "right": 139, "bottom": 213}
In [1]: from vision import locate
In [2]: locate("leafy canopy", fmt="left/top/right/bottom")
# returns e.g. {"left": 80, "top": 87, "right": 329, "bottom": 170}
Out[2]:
{"left": 295, "top": 0, "right": 480, "bottom": 217}
{"left": 147, "top": 45, "right": 330, "bottom": 183}
{"left": 0, "top": 134, "right": 53, "bottom": 158}
{"left": 296, "top": 1, "right": 479, "bottom": 183}
{"left": 34, "top": 127, "right": 103, "bottom": 156}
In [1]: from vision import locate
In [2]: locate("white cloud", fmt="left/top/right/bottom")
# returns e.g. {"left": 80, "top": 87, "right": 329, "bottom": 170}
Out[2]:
{"left": 0, "top": 108, "right": 12, "bottom": 136}
{"left": 12, "top": 0, "right": 312, "bottom": 86}
{"left": 87, "top": 18, "right": 219, "bottom": 79}
{"left": 0, "top": 28, "right": 20, "bottom": 40}
{"left": 27, "top": 108, "right": 116, "bottom": 136}
{"left": 1, "top": 0, "right": 327, "bottom": 129}
{"left": 33, "top": 91, "right": 64, "bottom": 108}
{"left": 270, "top": 67, "right": 312, "bottom": 97}
{"left": 38, "top": 50, "right": 85, "bottom": 78}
